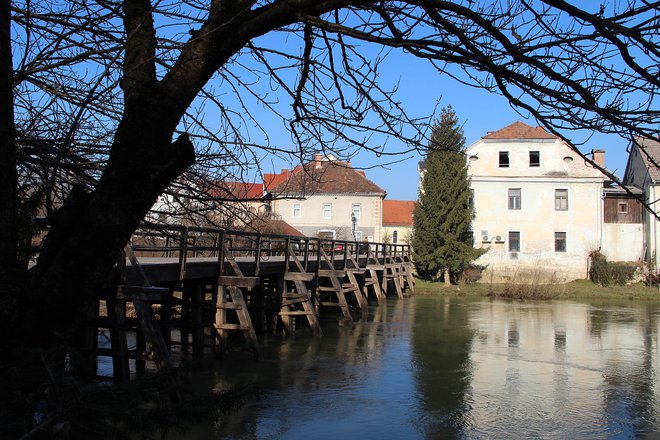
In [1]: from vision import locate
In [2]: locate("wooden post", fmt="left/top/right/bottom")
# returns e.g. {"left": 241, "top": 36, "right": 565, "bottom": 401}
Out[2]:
{"left": 107, "top": 295, "right": 129, "bottom": 381}
{"left": 190, "top": 284, "right": 204, "bottom": 359}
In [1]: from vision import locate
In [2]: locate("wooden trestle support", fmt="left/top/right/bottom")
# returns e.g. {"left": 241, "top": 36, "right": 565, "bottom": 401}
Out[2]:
{"left": 90, "top": 225, "right": 415, "bottom": 381}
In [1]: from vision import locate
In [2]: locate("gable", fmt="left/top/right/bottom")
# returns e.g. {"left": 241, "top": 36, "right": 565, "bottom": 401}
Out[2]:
{"left": 466, "top": 123, "right": 606, "bottom": 180}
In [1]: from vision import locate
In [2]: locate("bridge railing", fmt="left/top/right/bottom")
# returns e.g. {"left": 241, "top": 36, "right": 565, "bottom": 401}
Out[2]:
{"left": 129, "top": 222, "right": 412, "bottom": 274}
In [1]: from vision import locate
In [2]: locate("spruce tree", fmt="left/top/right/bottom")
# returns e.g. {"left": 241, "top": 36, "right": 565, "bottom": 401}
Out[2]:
{"left": 412, "top": 106, "right": 484, "bottom": 284}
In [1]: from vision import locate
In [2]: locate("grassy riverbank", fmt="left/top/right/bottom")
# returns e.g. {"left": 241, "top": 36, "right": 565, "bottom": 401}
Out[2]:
{"left": 414, "top": 278, "right": 660, "bottom": 301}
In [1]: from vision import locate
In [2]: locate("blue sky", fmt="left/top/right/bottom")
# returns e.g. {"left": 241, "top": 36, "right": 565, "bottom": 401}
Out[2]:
{"left": 254, "top": 51, "right": 631, "bottom": 202}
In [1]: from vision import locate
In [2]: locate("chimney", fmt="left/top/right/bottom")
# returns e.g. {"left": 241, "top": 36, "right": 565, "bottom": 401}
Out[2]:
{"left": 592, "top": 149, "right": 605, "bottom": 167}
{"left": 314, "top": 153, "right": 323, "bottom": 169}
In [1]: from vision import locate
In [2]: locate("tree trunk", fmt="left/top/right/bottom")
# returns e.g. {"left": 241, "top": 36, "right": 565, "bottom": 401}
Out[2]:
{"left": 25, "top": 113, "right": 194, "bottom": 347}
{"left": 0, "top": 0, "right": 19, "bottom": 334}
{"left": 444, "top": 267, "right": 451, "bottom": 286}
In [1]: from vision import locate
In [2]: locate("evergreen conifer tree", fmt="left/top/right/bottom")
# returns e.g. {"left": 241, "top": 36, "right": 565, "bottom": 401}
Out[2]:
{"left": 412, "top": 106, "right": 485, "bottom": 284}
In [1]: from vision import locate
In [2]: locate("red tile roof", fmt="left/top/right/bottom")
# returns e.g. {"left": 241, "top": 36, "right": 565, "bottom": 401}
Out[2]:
{"left": 383, "top": 200, "right": 415, "bottom": 226}
{"left": 208, "top": 181, "right": 263, "bottom": 200}
{"left": 483, "top": 121, "right": 556, "bottom": 140}
{"left": 267, "top": 158, "right": 386, "bottom": 196}
{"left": 245, "top": 218, "right": 304, "bottom": 236}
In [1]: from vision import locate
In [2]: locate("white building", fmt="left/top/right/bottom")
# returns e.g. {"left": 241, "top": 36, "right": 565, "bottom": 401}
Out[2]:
{"left": 623, "top": 137, "right": 660, "bottom": 270}
{"left": 466, "top": 121, "right": 609, "bottom": 281}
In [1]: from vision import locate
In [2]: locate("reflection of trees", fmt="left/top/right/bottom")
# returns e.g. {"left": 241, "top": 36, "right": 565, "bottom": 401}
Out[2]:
{"left": 211, "top": 299, "right": 411, "bottom": 438}
{"left": 411, "top": 296, "right": 475, "bottom": 439}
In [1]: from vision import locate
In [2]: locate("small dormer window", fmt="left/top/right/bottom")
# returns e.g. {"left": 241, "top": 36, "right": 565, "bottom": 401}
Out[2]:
{"left": 618, "top": 202, "right": 629, "bottom": 214}
{"left": 529, "top": 151, "right": 540, "bottom": 167}
{"left": 499, "top": 151, "right": 510, "bottom": 168}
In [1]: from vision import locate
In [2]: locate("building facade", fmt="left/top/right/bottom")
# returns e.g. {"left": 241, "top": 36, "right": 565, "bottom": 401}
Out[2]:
{"left": 466, "top": 122, "right": 609, "bottom": 281}
{"left": 623, "top": 137, "right": 660, "bottom": 270}
{"left": 265, "top": 154, "right": 387, "bottom": 242}
{"left": 382, "top": 200, "right": 415, "bottom": 244}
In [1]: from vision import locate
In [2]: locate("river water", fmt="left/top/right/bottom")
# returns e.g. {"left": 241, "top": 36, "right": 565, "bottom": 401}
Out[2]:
{"left": 175, "top": 296, "right": 660, "bottom": 439}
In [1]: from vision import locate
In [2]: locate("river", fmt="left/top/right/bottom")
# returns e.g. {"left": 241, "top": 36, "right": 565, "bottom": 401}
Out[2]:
{"left": 170, "top": 296, "right": 660, "bottom": 439}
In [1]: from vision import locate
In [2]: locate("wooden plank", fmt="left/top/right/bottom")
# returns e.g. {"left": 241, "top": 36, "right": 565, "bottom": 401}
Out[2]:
{"left": 131, "top": 296, "right": 172, "bottom": 371}
{"left": 294, "top": 279, "right": 322, "bottom": 337}
{"left": 318, "top": 269, "right": 346, "bottom": 277}
{"left": 215, "top": 323, "right": 250, "bottom": 331}
{"left": 284, "top": 272, "right": 315, "bottom": 282}
{"left": 217, "top": 275, "right": 260, "bottom": 290}
{"left": 228, "top": 286, "right": 261, "bottom": 360}
{"left": 106, "top": 296, "right": 129, "bottom": 381}
{"left": 279, "top": 311, "right": 315, "bottom": 316}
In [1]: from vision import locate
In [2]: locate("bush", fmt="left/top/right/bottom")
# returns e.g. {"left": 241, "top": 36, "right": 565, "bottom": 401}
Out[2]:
{"left": 488, "top": 266, "right": 564, "bottom": 300}
{"left": 589, "top": 251, "right": 637, "bottom": 286}
{"left": 459, "top": 264, "right": 487, "bottom": 284}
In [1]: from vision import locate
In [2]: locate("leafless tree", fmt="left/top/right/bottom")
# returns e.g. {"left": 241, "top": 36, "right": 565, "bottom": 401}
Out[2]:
{"left": 1, "top": 0, "right": 657, "bottom": 347}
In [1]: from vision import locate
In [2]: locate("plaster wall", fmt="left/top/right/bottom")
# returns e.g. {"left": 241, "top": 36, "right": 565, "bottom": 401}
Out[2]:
{"left": 467, "top": 137, "right": 606, "bottom": 281}
{"left": 601, "top": 223, "right": 644, "bottom": 262}
{"left": 272, "top": 194, "right": 383, "bottom": 241}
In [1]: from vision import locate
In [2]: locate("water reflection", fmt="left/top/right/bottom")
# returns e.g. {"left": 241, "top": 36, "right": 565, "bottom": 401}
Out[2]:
{"left": 166, "top": 297, "right": 660, "bottom": 439}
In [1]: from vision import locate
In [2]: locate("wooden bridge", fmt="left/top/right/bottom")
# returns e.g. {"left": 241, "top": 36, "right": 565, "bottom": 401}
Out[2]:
{"left": 90, "top": 223, "right": 415, "bottom": 380}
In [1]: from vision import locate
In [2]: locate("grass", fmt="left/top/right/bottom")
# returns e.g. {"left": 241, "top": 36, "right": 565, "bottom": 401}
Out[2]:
{"left": 414, "top": 278, "right": 660, "bottom": 301}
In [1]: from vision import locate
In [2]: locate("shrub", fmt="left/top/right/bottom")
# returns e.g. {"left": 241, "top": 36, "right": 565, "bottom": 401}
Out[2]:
{"left": 488, "top": 266, "right": 564, "bottom": 300}
{"left": 589, "top": 251, "right": 637, "bottom": 286}
{"left": 459, "top": 264, "right": 487, "bottom": 284}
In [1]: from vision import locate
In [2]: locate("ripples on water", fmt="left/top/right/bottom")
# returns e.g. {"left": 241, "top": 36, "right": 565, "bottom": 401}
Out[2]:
{"left": 174, "top": 297, "right": 660, "bottom": 439}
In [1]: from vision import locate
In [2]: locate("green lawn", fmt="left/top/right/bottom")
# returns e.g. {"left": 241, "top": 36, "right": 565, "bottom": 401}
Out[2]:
{"left": 413, "top": 278, "right": 660, "bottom": 301}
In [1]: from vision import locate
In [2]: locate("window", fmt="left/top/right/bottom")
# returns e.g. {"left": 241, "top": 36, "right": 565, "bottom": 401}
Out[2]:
{"left": 508, "top": 188, "right": 521, "bottom": 210}
{"left": 352, "top": 203, "right": 362, "bottom": 220}
{"left": 355, "top": 231, "right": 363, "bottom": 241}
{"left": 618, "top": 202, "right": 629, "bottom": 213}
{"left": 499, "top": 151, "right": 510, "bottom": 168}
{"left": 322, "top": 203, "right": 332, "bottom": 219}
{"left": 509, "top": 231, "right": 520, "bottom": 252}
{"left": 555, "top": 232, "right": 566, "bottom": 252}
{"left": 555, "top": 189, "right": 568, "bottom": 211}
{"left": 529, "top": 151, "right": 540, "bottom": 167}
{"left": 293, "top": 203, "right": 301, "bottom": 218}
{"left": 393, "top": 230, "right": 398, "bottom": 243}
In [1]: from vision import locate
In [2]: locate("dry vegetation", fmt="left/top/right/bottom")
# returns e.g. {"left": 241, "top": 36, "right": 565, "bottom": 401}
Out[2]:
{"left": 415, "top": 278, "right": 660, "bottom": 301}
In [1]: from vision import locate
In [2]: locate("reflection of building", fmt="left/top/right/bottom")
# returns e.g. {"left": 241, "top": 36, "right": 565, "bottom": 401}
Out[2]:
{"left": 265, "top": 154, "right": 387, "bottom": 241}
{"left": 382, "top": 200, "right": 415, "bottom": 244}
{"left": 465, "top": 300, "right": 655, "bottom": 437}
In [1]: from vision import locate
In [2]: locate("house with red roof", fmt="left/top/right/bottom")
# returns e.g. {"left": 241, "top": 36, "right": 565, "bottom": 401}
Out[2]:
{"left": 382, "top": 200, "right": 415, "bottom": 244}
{"left": 265, "top": 153, "right": 387, "bottom": 241}
{"left": 464, "top": 121, "right": 639, "bottom": 281}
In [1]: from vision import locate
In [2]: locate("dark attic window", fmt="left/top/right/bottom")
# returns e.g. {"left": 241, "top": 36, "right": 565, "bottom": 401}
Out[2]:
{"left": 499, "top": 151, "right": 510, "bottom": 168}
